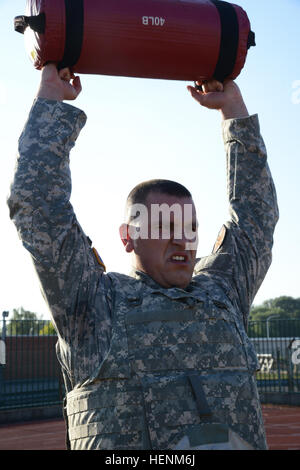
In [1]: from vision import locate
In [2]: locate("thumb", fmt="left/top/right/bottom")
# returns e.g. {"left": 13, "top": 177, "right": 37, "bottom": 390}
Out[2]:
{"left": 72, "top": 76, "right": 82, "bottom": 96}
{"left": 187, "top": 85, "right": 206, "bottom": 106}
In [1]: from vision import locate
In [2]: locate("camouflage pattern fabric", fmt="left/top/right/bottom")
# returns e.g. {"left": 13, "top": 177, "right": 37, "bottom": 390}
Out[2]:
{"left": 7, "top": 98, "right": 279, "bottom": 450}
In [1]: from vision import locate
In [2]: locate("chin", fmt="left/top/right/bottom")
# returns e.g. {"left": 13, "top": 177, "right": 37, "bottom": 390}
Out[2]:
{"left": 168, "top": 274, "right": 192, "bottom": 289}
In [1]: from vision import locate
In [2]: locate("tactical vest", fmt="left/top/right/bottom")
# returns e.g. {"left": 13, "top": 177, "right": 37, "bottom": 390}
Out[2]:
{"left": 64, "top": 273, "right": 267, "bottom": 450}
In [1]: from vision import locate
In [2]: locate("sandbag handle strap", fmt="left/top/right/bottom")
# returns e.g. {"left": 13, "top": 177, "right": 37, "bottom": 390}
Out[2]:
{"left": 195, "top": 29, "right": 255, "bottom": 92}
{"left": 210, "top": 0, "right": 239, "bottom": 83}
{"left": 14, "top": 13, "right": 45, "bottom": 35}
{"left": 194, "top": 82, "right": 203, "bottom": 92}
{"left": 57, "top": 0, "right": 84, "bottom": 71}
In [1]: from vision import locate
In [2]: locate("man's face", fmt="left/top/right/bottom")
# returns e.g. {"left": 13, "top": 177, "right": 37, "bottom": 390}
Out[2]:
{"left": 122, "top": 192, "right": 198, "bottom": 289}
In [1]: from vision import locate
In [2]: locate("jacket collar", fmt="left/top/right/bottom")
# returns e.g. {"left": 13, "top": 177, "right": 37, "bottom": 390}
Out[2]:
{"left": 129, "top": 268, "right": 204, "bottom": 301}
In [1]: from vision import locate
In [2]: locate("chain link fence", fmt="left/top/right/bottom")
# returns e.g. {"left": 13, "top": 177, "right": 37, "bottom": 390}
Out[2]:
{"left": 0, "top": 319, "right": 63, "bottom": 410}
{"left": 248, "top": 319, "right": 300, "bottom": 395}
{"left": 0, "top": 317, "right": 300, "bottom": 411}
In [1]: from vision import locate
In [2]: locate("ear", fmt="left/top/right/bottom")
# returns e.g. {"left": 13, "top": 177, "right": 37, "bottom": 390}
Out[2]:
{"left": 119, "top": 223, "right": 134, "bottom": 253}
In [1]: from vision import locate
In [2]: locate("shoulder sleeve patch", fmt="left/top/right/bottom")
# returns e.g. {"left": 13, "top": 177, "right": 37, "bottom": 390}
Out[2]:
{"left": 212, "top": 225, "right": 227, "bottom": 254}
{"left": 92, "top": 247, "right": 106, "bottom": 271}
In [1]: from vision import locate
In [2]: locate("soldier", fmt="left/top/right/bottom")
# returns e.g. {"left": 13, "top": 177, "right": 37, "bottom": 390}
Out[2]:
{"left": 7, "top": 63, "right": 279, "bottom": 450}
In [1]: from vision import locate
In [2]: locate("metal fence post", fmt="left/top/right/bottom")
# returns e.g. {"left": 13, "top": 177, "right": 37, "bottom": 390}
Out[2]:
{"left": 0, "top": 312, "right": 9, "bottom": 405}
{"left": 287, "top": 348, "right": 294, "bottom": 392}
{"left": 0, "top": 339, "right": 4, "bottom": 401}
{"left": 276, "top": 349, "right": 282, "bottom": 393}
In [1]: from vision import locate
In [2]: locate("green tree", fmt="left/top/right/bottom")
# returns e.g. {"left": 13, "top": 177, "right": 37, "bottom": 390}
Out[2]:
{"left": 250, "top": 296, "right": 300, "bottom": 321}
{"left": 39, "top": 321, "right": 57, "bottom": 336}
{"left": 6, "top": 307, "right": 43, "bottom": 335}
{"left": 249, "top": 296, "right": 300, "bottom": 337}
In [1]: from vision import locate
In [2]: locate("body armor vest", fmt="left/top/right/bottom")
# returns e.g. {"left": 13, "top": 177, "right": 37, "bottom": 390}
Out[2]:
{"left": 64, "top": 273, "right": 267, "bottom": 450}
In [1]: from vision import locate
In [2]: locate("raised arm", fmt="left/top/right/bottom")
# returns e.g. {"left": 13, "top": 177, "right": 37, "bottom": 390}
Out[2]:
{"left": 189, "top": 80, "right": 279, "bottom": 328}
{"left": 7, "top": 65, "right": 112, "bottom": 385}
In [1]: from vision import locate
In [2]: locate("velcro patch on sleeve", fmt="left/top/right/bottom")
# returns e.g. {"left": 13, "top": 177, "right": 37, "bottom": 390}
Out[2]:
{"left": 92, "top": 247, "right": 106, "bottom": 271}
{"left": 212, "top": 225, "right": 227, "bottom": 254}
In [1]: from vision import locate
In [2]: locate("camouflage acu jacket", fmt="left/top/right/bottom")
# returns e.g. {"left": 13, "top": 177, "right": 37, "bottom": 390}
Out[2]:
{"left": 7, "top": 98, "right": 279, "bottom": 450}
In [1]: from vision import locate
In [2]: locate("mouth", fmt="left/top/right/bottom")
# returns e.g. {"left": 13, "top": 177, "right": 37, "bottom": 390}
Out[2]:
{"left": 168, "top": 253, "right": 189, "bottom": 265}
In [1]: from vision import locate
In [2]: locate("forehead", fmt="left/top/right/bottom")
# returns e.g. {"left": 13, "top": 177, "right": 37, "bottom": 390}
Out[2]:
{"left": 144, "top": 191, "right": 197, "bottom": 223}
{"left": 145, "top": 191, "right": 195, "bottom": 209}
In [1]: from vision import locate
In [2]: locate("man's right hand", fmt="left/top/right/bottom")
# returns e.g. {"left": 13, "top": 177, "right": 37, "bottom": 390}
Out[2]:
{"left": 37, "top": 63, "right": 82, "bottom": 101}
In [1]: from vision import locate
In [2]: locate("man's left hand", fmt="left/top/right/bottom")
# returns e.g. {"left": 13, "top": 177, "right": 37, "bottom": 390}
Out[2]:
{"left": 187, "top": 79, "right": 249, "bottom": 120}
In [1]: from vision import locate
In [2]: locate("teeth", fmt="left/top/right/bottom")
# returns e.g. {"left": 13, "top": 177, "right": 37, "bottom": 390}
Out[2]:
{"left": 172, "top": 256, "right": 185, "bottom": 261}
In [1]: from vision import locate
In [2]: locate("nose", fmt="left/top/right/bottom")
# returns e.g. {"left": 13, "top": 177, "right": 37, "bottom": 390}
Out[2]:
{"left": 171, "top": 227, "right": 198, "bottom": 251}
{"left": 171, "top": 236, "right": 186, "bottom": 249}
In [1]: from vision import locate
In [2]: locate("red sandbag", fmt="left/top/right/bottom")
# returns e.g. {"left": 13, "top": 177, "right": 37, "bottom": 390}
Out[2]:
{"left": 15, "top": 0, "right": 255, "bottom": 82}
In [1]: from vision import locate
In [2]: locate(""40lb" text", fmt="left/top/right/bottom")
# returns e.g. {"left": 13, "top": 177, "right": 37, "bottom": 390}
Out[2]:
{"left": 142, "top": 16, "right": 166, "bottom": 26}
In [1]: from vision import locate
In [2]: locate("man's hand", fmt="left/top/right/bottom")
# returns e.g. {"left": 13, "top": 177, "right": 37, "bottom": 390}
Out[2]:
{"left": 36, "top": 63, "right": 82, "bottom": 101}
{"left": 187, "top": 79, "right": 249, "bottom": 120}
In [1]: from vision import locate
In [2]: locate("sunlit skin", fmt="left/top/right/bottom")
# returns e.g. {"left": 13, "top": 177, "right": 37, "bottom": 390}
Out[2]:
{"left": 120, "top": 192, "right": 198, "bottom": 289}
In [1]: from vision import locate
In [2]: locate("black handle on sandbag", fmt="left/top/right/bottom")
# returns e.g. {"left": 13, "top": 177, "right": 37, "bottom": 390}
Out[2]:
{"left": 14, "top": 13, "right": 45, "bottom": 35}
{"left": 57, "top": 0, "right": 84, "bottom": 71}
{"left": 194, "top": 82, "right": 203, "bottom": 93}
{"left": 247, "top": 31, "right": 256, "bottom": 49}
{"left": 192, "top": 1, "right": 255, "bottom": 91}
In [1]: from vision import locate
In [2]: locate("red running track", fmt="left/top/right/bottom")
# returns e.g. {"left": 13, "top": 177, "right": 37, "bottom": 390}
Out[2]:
{"left": 0, "top": 404, "right": 299, "bottom": 450}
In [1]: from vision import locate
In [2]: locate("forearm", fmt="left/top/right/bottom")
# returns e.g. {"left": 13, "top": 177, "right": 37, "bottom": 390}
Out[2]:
{"left": 222, "top": 114, "right": 279, "bottom": 316}
{"left": 223, "top": 113, "right": 279, "bottom": 246}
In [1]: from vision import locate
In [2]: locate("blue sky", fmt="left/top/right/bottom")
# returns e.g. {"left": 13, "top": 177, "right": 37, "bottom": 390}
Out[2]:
{"left": 0, "top": 0, "right": 299, "bottom": 319}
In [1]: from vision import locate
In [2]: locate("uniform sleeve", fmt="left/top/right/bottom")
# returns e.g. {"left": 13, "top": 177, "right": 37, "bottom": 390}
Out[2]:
{"left": 7, "top": 98, "right": 113, "bottom": 385}
{"left": 195, "top": 114, "right": 279, "bottom": 329}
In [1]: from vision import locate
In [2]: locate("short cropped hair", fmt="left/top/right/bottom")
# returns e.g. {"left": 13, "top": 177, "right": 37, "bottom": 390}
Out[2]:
{"left": 127, "top": 179, "right": 192, "bottom": 206}
{"left": 125, "top": 179, "right": 192, "bottom": 223}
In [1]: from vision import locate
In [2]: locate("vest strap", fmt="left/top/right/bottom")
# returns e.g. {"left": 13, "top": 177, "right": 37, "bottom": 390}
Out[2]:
{"left": 63, "top": 397, "right": 71, "bottom": 450}
{"left": 187, "top": 374, "right": 212, "bottom": 421}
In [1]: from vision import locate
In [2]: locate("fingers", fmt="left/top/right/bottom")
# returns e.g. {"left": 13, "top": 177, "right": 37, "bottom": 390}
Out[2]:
{"left": 58, "top": 67, "right": 72, "bottom": 81}
{"left": 187, "top": 81, "right": 226, "bottom": 110}
{"left": 38, "top": 63, "right": 82, "bottom": 101}
{"left": 59, "top": 68, "right": 82, "bottom": 99}
{"left": 41, "top": 63, "right": 72, "bottom": 84}
{"left": 188, "top": 79, "right": 223, "bottom": 97}
{"left": 72, "top": 76, "right": 82, "bottom": 96}
{"left": 201, "top": 79, "right": 223, "bottom": 93}
{"left": 187, "top": 85, "right": 205, "bottom": 106}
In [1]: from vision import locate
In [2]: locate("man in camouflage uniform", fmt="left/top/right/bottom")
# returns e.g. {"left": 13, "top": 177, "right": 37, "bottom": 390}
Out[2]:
{"left": 8, "top": 64, "right": 279, "bottom": 450}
